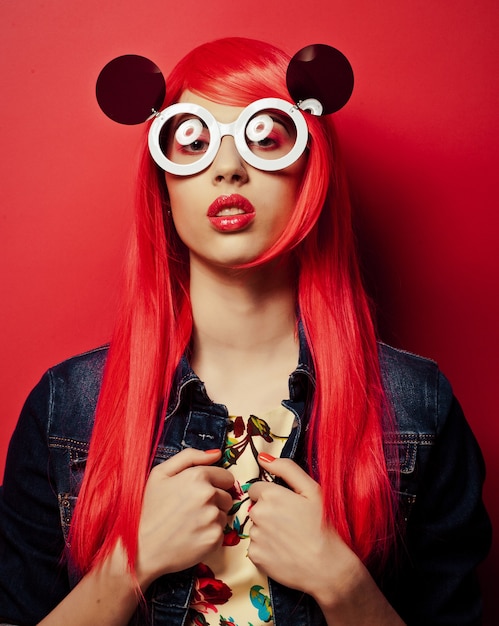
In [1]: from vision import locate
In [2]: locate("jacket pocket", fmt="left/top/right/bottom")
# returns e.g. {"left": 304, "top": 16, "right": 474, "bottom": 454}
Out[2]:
{"left": 49, "top": 437, "right": 180, "bottom": 543}
{"left": 384, "top": 431, "right": 436, "bottom": 523}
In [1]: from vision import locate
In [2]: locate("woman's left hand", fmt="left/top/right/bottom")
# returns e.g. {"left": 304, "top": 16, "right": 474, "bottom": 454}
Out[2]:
{"left": 247, "top": 454, "right": 357, "bottom": 601}
{"left": 247, "top": 454, "right": 405, "bottom": 625}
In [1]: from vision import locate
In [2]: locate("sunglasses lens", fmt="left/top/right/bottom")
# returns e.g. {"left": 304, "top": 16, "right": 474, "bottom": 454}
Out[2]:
{"left": 160, "top": 114, "right": 213, "bottom": 167}
{"left": 244, "top": 110, "right": 297, "bottom": 162}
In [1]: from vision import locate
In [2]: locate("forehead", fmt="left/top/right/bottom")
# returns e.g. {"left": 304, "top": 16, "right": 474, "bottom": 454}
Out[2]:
{"left": 178, "top": 90, "right": 245, "bottom": 125}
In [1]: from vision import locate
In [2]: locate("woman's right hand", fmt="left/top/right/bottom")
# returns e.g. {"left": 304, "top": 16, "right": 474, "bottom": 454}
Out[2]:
{"left": 135, "top": 448, "right": 234, "bottom": 589}
{"left": 38, "top": 449, "right": 233, "bottom": 625}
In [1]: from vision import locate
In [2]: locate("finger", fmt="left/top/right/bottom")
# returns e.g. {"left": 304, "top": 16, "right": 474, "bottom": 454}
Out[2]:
{"left": 202, "top": 466, "right": 236, "bottom": 492}
{"left": 256, "top": 454, "right": 320, "bottom": 499}
{"left": 213, "top": 487, "right": 234, "bottom": 513}
{"left": 159, "top": 448, "right": 222, "bottom": 477}
{"left": 247, "top": 479, "right": 276, "bottom": 502}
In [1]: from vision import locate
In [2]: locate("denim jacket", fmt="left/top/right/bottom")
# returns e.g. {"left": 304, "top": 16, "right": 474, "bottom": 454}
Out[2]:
{"left": 0, "top": 336, "right": 491, "bottom": 625}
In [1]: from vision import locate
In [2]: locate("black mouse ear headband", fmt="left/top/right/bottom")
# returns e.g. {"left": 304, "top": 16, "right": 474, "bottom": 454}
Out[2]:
{"left": 286, "top": 44, "right": 354, "bottom": 115}
{"left": 96, "top": 44, "right": 354, "bottom": 172}
{"left": 96, "top": 54, "right": 166, "bottom": 125}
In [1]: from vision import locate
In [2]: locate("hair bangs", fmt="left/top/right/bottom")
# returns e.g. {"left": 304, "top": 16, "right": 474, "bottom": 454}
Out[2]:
{"left": 165, "top": 38, "right": 291, "bottom": 107}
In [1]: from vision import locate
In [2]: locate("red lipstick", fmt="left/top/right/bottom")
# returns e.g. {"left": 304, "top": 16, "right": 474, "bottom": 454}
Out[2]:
{"left": 207, "top": 194, "right": 256, "bottom": 232}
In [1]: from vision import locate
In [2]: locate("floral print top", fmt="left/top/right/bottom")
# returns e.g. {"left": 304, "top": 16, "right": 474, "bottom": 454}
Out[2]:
{"left": 187, "top": 405, "right": 295, "bottom": 626}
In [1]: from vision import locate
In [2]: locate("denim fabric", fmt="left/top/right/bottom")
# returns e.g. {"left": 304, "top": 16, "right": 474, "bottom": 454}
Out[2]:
{"left": 0, "top": 336, "right": 491, "bottom": 625}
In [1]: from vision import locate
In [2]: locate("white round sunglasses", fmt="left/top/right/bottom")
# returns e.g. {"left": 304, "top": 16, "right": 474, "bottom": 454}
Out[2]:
{"left": 148, "top": 97, "right": 315, "bottom": 175}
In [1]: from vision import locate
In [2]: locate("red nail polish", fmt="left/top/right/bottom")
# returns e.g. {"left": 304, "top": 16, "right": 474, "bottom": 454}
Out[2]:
{"left": 204, "top": 449, "right": 220, "bottom": 454}
{"left": 258, "top": 452, "right": 276, "bottom": 463}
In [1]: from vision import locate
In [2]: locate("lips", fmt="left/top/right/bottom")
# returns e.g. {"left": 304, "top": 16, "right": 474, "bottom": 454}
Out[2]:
{"left": 207, "top": 194, "right": 256, "bottom": 232}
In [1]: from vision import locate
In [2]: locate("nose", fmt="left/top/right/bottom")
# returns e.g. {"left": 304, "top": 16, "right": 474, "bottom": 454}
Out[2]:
{"left": 211, "top": 136, "right": 249, "bottom": 185}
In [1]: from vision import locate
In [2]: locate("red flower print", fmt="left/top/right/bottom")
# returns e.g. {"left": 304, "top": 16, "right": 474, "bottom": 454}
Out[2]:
{"left": 191, "top": 563, "right": 232, "bottom": 614}
{"left": 227, "top": 479, "right": 244, "bottom": 501}
{"left": 233, "top": 415, "right": 245, "bottom": 438}
{"left": 222, "top": 526, "right": 240, "bottom": 546}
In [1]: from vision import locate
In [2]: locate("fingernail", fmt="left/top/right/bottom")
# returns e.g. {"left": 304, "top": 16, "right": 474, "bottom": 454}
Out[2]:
{"left": 204, "top": 449, "right": 220, "bottom": 454}
{"left": 258, "top": 452, "right": 276, "bottom": 463}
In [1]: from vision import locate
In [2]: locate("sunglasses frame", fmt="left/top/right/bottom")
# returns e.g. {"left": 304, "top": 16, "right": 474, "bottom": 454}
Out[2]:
{"left": 148, "top": 97, "right": 309, "bottom": 175}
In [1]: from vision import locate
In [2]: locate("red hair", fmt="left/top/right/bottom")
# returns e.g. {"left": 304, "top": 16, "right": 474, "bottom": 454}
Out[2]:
{"left": 70, "top": 37, "right": 397, "bottom": 577}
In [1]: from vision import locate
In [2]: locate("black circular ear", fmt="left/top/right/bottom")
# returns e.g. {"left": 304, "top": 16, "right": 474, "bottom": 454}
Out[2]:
{"left": 96, "top": 55, "right": 166, "bottom": 125}
{"left": 286, "top": 44, "right": 354, "bottom": 115}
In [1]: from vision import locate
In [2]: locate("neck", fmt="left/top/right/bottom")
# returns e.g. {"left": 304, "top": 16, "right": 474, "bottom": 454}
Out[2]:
{"left": 188, "top": 255, "right": 299, "bottom": 413}
{"left": 190, "top": 254, "right": 297, "bottom": 353}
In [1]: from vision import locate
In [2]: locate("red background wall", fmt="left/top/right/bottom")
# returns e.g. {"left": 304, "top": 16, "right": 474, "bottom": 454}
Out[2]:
{"left": 1, "top": 1, "right": 497, "bottom": 621}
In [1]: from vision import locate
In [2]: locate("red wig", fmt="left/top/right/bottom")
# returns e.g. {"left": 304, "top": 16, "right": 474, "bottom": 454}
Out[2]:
{"left": 70, "top": 37, "right": 397, "bottom": 578}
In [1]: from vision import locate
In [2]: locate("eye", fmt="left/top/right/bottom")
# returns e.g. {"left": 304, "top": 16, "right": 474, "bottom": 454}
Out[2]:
{"left": 175, "top": 118, "right": 204, "bottom": 146}
{"left": 246, "top": 114, "right": 274, "bottom": 144}
{"left": 172, "top": 117, "right": 211, "bottom": 155}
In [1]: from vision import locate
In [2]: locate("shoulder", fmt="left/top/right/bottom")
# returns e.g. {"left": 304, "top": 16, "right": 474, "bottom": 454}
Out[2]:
{"left": 377, "top": 342, "right": 453, "bottom": 434}
{"left": 379, "top": 346, "right": 491, "bottom": 624}
{"left": 47, "top": 345, "right": 109, "bottom": 388}
{"left": 22, "top": 346, "right": 109, "bottom": 441}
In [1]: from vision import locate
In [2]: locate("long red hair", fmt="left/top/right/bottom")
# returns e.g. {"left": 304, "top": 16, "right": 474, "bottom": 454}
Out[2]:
{"left": 70, "top": 37, "right": 397, "bottom": 576}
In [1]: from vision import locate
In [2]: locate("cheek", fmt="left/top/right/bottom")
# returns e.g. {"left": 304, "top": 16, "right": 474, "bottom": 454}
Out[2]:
{"left": 164, "top": 182, "right": 189, "bottom": 240}
{"left": 169, "top": 202, "right": 193, "bottom": 238}
{"left": 275, "top": 157, "right": 306, "bottom": 207}
{"left": 164, "top": 173, "right": 181, "bottom": 207}
{"left": 165, "top": 180, "right": 197, "bottom": 230}
{"left": 275, "top": 176, "right": 303, "bottom": 213}
{"left": 165, "top": 173, "right": 206, "bottom": 210}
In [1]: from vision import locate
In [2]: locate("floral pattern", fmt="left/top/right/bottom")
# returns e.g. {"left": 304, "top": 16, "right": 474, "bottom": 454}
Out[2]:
{"left": 189, "top": 563, "right": 232, "bottom": 621}
{"left": 189, "top": 412, "right": 289, "bottom": 625}
{"left": 224, "top": 415, "right": 283, "bottom": 473}
{"left": 249, "top": 585, "right": 272, "bottom": 622}
{"left": 222, "top": 414, "right": 286, "bottom": 554}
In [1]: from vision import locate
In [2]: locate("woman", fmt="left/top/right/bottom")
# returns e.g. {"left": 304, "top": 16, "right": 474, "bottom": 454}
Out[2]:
{"left": 0, "top": 37, "right": 491, "bottom": 625}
